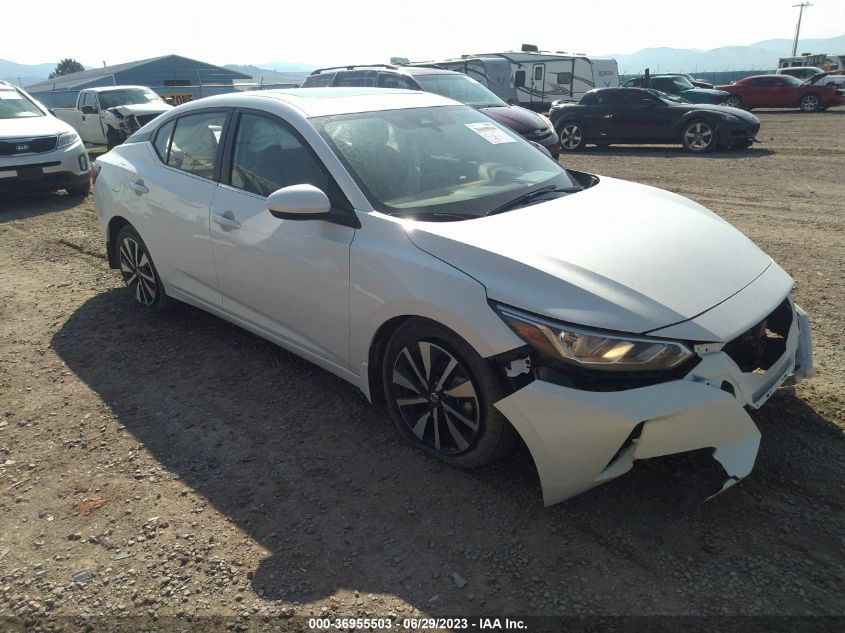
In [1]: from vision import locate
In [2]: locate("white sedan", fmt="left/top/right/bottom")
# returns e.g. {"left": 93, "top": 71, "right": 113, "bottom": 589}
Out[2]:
{"left": 93, "top": 88, "right": 814, "bottom": 506}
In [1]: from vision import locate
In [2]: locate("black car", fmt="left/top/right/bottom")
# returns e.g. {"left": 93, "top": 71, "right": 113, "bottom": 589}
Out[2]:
{"left": 302, "top": 64, "right": 560, "bottom": 157}
{"left": 549, "top": 88, "right": 760, "bottom": 153}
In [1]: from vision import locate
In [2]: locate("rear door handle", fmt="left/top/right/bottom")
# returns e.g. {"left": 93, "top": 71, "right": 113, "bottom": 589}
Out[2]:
{"left": 603, "top": 114, "right": 613, "bottom": 118}
{"left": 128, "top": 179, "right": 148, "bottom": 194}
{"left": 213, "top": 212, "right": 241, "bottom": 230}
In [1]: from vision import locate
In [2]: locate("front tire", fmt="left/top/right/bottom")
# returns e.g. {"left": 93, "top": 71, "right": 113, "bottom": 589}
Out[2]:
{"left": 681, "top": 120, "right": 716, "bottom": 153}
{"left": 115, "top": 225, "right": 170, "bottom": 310}
{"left": 106, "top": 128, "right": 123, "bottom": 150}
{"left": 799, "top": 93, "right": 821, "bottom": 112}
{"left": 557, "top": 121, "right": 586, "bottom": 152}
{"left": 65, "top": 179, "right": 90, "bottom": 197}
{"left": 382, "top": 319, "right": 518, "bottom": 469}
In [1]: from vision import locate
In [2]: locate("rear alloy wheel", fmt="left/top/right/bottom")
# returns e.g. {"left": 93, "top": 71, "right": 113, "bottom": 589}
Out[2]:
{"left": 558, "top": 122, "right": 586, "bottom": 151}
{"left": 725, "top": 95, "right": 743, "bottom": 109}
{"left": 383, "top": 320, "right": 517, "bottom": 469}
{"left": 116, "top": 226, "right": 170, "bottom": 310}
{"left": 682, "top": 120, "right": 716, "bottom": 153}
{"left": 799, "top": 93, "right": 821, "bottom": 112}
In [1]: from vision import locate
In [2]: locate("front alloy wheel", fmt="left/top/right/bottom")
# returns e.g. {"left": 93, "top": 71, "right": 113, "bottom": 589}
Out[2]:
{"left": 799, "top": 94, "right": 821, "bottom": 112}
{"left": 382, "top": 320, "right": 517, "bottom": 468}
{"left": 391, "top": 340, "right": 481, "bottom": 455}
{"left": 558, "top": 122, "right": 585, "bottom": 151}
{"left": 682, "top": 121, "right": 716, "bottom": 152}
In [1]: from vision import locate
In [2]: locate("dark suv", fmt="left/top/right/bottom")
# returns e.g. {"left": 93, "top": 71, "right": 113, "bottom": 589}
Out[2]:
{"left": 302, "top": 65, "right": 560, "bottom": 157}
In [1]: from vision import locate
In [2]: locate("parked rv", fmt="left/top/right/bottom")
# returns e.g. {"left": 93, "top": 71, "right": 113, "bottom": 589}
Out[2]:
{"left": 52, "top": 86, "right": 172, "bottom": 149}
{"left": 419, "top": 45, "right": 619, "bottom": 111}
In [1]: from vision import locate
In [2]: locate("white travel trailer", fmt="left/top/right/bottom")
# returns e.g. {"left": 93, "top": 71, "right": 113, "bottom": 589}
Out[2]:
{"left": 422, "top": 45, "right": 619, "bottom": 111}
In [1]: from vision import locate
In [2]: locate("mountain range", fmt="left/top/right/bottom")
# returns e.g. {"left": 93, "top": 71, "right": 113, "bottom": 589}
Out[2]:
{"left": 610, "top": 35, "right": 845, "bottom": 74}
{"left": 3, "top": 35, "right": 842, "bottom": 87}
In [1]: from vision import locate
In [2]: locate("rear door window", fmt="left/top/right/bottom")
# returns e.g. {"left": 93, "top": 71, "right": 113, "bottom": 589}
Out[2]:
{"left": 304, "top": 73, "right": 334, "bottom": 87}
{"left": 153, "top": 120, "right": 175, "bottom": 162}
{"left": 377, "top": 73, "right": 418, "bottom": 90}
{"left": 333, "top": 71, "right": 378, "bottom": 87}
{"left": 167, "top": 111, "right": 227, "bottom": 179}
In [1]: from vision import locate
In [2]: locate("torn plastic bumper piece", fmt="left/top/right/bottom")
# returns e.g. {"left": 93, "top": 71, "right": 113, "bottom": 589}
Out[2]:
{"left": 494, "top": 379, "right": 761, "bottom": 506}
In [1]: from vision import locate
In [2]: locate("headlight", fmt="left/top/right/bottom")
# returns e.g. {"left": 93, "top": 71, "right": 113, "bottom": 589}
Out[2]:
{"left": 539, "top": 114, "right": 555, "bottom": 134}
{"left": 57, "top": 131, "right": 80, "bottom": 148}
{"left": 494, "top": 304, "right": 694, "bottom": 372}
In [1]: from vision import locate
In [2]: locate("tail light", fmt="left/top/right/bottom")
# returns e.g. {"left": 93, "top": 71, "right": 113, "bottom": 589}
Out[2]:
{"left": 91, "top": 161, "right": 101, "bottom": 184}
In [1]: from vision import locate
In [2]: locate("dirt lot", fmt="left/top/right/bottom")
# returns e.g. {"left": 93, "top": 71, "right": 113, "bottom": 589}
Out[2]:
{"left": 1, "top": 110, "right": 844, "bottom": 629}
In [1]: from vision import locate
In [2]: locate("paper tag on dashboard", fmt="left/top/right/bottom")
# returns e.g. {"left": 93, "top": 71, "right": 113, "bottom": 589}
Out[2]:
{"left": 464, "top": 122, "right": 517, "bottom": 144}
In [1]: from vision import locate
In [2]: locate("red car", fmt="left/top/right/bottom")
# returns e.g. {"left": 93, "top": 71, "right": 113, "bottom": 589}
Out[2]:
{"left": 716, "top": 74, "right": 845, "bottom": 112}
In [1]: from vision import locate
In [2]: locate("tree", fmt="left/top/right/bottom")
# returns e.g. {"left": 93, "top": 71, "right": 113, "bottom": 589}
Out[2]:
{"left": 49, "top": 59, "right": 85, "bottom": 79}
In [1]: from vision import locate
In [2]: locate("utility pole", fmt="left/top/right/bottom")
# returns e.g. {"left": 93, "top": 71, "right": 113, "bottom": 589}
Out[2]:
{"left": 792, "top": 3, "right": 812, "bottom": 56}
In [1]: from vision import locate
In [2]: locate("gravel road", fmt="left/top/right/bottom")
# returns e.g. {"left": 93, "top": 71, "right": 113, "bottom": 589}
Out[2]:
{"left": 0, "top": 109, "right": 843, "bottom": 629}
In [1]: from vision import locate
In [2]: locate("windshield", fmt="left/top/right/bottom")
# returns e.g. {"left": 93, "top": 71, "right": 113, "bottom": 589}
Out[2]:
{"left": 672, "top": 76, "right": 695, "bottom": 90}
{"left": 98, "top": 89, "right": 163, "bottom": 109}
{"left": 313, "top": 105, "right": 575, "bottom": 220}
{"left": 0, "top": 88, "right": 44, "bottom": 118}
{"left": 414, "top": 74, "right": 506, "bottom": 108}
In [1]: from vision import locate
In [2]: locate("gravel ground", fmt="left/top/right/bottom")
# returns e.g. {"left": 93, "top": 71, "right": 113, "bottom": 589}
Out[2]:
{"left": 0, "top": 109, "right": 843, "bottom": 630}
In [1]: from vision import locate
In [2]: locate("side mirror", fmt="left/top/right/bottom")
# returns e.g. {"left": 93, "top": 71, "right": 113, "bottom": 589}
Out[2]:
{"left": 267, "top": 184, "right": 331, "bottom": 220}
{"left": 529, "top": 141, "right": 552, "bottom": 158}
{"left": 81, "top": 105, "right": 98, "bottom": 115}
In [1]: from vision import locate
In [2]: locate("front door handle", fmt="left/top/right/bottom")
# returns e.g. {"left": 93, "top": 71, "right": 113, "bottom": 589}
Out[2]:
{"left": 603, "top": 114, "right": 613, "bottom": 119}
{"left": 128, "top": 179, "right": 148, "bottom": 194}
{"left": 213, "top": 212, "right": 241, "bottom": 230}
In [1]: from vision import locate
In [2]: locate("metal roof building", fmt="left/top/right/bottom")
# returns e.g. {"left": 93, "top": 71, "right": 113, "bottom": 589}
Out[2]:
{"left": 25, "top": 54, "right": 251, "bottom": 108}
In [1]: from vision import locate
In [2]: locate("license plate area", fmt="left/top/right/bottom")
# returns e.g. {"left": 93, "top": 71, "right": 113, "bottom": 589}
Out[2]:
{"left": 17, "top": 166, "right": 43, "bottom": 181}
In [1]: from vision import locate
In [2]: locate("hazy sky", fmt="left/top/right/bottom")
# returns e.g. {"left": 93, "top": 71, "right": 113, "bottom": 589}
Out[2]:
{"left": 3, "top": 0, "right": 843, "bottom": 67}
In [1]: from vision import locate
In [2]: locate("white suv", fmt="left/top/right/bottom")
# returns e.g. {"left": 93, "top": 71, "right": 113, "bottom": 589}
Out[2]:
{"left": 0, "top": 81, "right": 90, "bottom": 197}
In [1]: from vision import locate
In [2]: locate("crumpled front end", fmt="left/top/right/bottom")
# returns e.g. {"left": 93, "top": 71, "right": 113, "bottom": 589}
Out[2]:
{"left": 102, "top": 106, "right": 167, "bottom": 143}
{"left": 493, "top": 296, "right": 814, "bottom": 506}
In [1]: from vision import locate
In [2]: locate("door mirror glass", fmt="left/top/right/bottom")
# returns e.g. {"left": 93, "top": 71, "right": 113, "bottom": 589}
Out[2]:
{"left": 267, "top": 184, "right": 331, "bottom": 219}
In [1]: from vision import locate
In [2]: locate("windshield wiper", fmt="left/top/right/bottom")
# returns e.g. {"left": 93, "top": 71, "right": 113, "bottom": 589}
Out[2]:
{"left": 485, "top": 185, "right": 581, "bottom": 216}
{"left": 389, "top": 210, "right": 476, "bottom": 221}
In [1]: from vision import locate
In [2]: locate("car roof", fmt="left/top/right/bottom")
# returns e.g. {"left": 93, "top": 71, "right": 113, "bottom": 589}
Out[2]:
{"left": 86, "top": 85, "right": 154, "bottom": 92}
{"left": 177, "top": 87, "right": 460, "bottom": 117}
{"left": 313, "top": 65, "right": 462, "bottom": 77}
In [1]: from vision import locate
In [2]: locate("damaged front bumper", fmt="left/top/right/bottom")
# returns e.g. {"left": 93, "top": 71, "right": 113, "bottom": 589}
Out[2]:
{"left": 494, "top": 299, "right": 814, "bottom": 506}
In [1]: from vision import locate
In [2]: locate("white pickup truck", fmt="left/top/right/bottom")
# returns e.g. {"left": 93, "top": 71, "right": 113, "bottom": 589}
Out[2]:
{"left": 53, "top": 86, "right": 172, "bottom": 149}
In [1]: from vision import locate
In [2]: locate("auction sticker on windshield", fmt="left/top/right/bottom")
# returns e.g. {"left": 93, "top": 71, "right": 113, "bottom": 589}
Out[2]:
{"left": 465, "top": 122, "right": 517, "bottom": 144}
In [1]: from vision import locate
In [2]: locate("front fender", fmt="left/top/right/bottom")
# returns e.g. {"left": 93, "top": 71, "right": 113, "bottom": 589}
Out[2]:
{"left": 349, "top": 214, "right": 524, "bottom": 399}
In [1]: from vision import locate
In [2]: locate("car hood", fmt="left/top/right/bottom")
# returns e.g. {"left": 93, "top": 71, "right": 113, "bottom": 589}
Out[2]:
{"left": 0, "top": 114, "right": 74, "bottom": 139}
{"left": 105, "top": 102, "right": 172, "bottom": 116}
{"left": 403, "top": 177, "right": 773, "bottom": 336}
{"left": 681, "top": 88, "right": 729, "bottom": 99}
{"left": 478, "top": 104, "right": 549, "bottom": 133}
{"left": 674, "top": 103, "right": 759, "bottom": 123}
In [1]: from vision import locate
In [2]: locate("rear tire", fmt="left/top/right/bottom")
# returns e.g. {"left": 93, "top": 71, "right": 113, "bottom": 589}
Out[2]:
{"left": 725, "top": 95, "right": 743, "bottom": 109}
{"left": 115, "top": 225, "right": 171, "bottom": 310}
{"left": 382, "top": 319, "right": 518, "bottom": 469}
{"left": 557, "top": 121, "right": 586, "bottom": 152}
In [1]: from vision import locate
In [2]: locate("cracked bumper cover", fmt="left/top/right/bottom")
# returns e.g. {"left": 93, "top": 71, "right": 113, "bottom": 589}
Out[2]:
{"left": 494, "top": 301, "right": 814, "bottom": 506}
